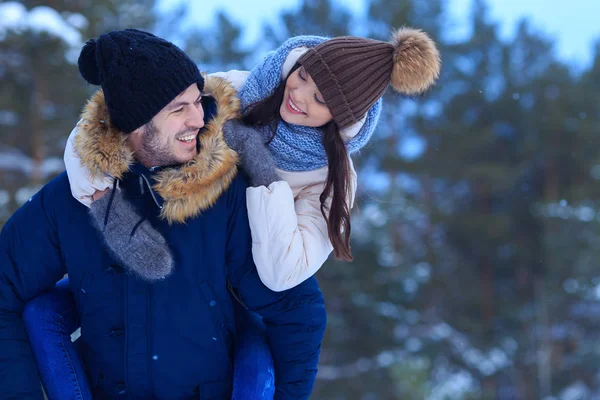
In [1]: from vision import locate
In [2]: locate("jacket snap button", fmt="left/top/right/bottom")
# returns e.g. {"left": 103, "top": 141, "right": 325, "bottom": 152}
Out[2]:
{"left": 109, "top": 328, "right": 125, "bottom": 337}
{"left": 116, "top": 383, "right": 126, "bottom": 395}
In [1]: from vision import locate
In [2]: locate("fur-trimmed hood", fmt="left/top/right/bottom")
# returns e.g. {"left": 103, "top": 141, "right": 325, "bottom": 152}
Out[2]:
{"left": 74, "top": 75, "right": 240, "bottom": 224}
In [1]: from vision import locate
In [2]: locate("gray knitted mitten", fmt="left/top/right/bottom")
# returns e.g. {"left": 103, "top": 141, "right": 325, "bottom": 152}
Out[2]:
{"left": 89, "top": 188, "right": 174, "bottom": 281}
{"left": 222, "top": 120, "right": 280, "bottom": 187}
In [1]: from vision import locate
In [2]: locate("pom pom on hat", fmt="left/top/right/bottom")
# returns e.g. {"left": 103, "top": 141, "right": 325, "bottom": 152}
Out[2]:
{"left": 389, "top": 27, "right": 441, "bottom": 95}
{"left": 78, "top": 39, "right": 102, "bottom": 85}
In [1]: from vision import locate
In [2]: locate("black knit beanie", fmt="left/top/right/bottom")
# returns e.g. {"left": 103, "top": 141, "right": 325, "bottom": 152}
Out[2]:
{"left": 78, "top": 29, "right": 204, "bottom": 133}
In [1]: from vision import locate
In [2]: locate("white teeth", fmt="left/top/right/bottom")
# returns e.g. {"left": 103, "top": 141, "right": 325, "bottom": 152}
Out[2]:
{"left": 178, "top": 134, "right": 195, "bottom": 143}
{"left": 289, "top": 99, "right": 303, "bottom": 113}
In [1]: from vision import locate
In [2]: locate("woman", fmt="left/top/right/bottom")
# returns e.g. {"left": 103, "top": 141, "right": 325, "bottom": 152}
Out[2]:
{"left": 67, "top": 27, "right": 441, "bottom": 291}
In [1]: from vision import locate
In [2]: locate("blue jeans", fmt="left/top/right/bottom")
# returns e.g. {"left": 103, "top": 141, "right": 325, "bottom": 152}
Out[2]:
{"left": 23, "top": 277, "right": 275, "bottom": 399}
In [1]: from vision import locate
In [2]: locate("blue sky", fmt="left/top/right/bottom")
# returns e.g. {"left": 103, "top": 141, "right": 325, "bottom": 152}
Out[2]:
{"left": 456, "top": 0, "right": 598, "bottom": 68}
{"left": 159, "top": 0, "right": 599, "bottom": 69}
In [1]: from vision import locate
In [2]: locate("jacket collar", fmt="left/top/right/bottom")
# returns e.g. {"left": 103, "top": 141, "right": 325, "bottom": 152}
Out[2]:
{"left": 121, "top": 162, "right": 167, "bottom": 210}
{"left": 74, "top": 75, "right": 241, "bottom": 224}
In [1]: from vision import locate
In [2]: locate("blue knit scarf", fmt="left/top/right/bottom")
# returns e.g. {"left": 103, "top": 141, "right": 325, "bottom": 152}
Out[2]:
{"left": 237, "top": 36, "right": 382, "bottom": 172}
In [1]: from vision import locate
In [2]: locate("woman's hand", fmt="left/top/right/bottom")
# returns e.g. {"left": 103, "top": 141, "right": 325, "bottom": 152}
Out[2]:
{"left": 222, "top": 120, "right": 280, "bottom": 187}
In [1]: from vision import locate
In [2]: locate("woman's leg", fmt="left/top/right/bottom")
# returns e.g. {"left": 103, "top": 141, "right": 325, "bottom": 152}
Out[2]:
{"left": 232, "top": 302, "right": 275, "bottom": 400}
{"left": 23, "top": 277, "right": 92, "bottom": 400}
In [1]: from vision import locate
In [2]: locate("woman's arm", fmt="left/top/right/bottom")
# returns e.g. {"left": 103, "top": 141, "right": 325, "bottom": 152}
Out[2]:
{"left": 247, "top": 165, "right": 357, "bottom": 292}
{"left": 63, "top": 123, "right": 114, "bottom": 207}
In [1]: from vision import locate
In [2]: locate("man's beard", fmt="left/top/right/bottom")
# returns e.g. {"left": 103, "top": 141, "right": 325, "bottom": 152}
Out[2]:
{"left": 136, "top": 121, "right": 197, "bottom": 167}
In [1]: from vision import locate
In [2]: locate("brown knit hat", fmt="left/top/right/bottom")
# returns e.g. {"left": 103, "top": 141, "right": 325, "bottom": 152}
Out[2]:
{"left": 298, "top": 27, "right": 441, "bottom": 128}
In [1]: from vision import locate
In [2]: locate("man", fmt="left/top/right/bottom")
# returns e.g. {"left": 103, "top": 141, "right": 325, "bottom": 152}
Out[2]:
{"left": 0, "top": 29, "right": 326, "bottom": 399}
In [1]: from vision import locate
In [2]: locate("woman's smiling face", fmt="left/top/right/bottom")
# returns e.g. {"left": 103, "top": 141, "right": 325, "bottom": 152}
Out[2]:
{"left": 279, "top": 66, "right": 333, "bottom": 127}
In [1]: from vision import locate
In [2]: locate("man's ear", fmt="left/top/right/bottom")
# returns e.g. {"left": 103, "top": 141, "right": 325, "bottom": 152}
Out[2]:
{"left": 130, "top": 124, "right": 144, "bottom": 137}
{"left": 127, "top": 126, "right": 144, "bottom": 150}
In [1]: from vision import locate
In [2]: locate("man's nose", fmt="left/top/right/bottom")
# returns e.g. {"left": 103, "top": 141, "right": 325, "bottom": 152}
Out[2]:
{"left": 188, "top": 106, "right": 205, "bottom": 129}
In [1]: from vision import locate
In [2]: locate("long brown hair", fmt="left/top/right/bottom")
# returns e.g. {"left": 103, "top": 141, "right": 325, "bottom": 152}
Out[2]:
{"left": 242, "top": 64, "right": 353, "bottom": 261}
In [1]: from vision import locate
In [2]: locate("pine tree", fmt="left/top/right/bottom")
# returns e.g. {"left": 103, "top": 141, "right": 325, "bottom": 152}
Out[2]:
{"left": 0, "top": 0, "right": 157, "bottom": 226}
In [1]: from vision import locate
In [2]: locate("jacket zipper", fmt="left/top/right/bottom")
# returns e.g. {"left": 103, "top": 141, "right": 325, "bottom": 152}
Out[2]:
{"left": 140, "top": 173, "right": 163, "bottom": 210}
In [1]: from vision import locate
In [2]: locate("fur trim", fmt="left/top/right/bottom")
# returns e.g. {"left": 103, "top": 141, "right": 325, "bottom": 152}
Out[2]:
{"left": 389, "top": 27, "right": 441, "bottom": 95}
{"left": 75, "top": 75, "right": 241, "bottom": 224}
{"left": 75, "top": 91, "right": 134, "bottom": 179}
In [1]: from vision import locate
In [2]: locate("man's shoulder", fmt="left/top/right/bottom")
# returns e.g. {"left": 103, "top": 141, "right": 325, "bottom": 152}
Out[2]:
{"left": 231, "top": 173, "right": 250, "bottom": 189}
{"left": 41, "top": 171, "right": 73, "bottom": 200}
{"left": 208, "top": 173, "right": 250, "bottom": 214}
{"left": 2, "top": 172, "right": 73, "bottom": 234}
{"left": 225, "top": 173, "right": 250, "bottom": 198}
{"left": 11, "top": 172, "right": 72, "bottom": 209}
{"left": 24, "top": 171, "right": 80, "bottom": 215}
